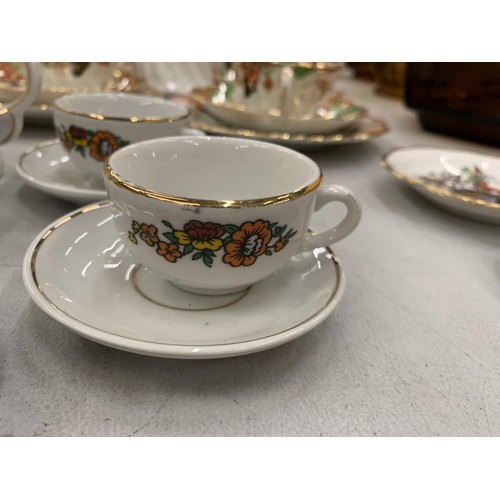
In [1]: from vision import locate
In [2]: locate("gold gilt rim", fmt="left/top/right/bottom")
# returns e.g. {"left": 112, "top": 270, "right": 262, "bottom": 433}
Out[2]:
{"left": 52, "top": 96, "right": 190, "bottom": 123}
{"left": 104, "top": 157, "right": 322, "bottom": 208}
{"left": 0, "top": 63, "right": 31, "bottom": 116}
{"left": 192, "top": 87, "right": 366, "bottom": 123}
{"left": 28, "top": 205, "right": 343, "bottom": 351}
{"left": 381, "top": 146, "right": 500, "bottom": 211}
{"left": 190, "top": 111, "right": 388, "bottom": 143}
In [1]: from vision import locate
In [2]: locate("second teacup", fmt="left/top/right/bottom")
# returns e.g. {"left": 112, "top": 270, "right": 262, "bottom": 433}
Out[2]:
{"left": 53, "top": 92, "right": 191, "bottom": 181}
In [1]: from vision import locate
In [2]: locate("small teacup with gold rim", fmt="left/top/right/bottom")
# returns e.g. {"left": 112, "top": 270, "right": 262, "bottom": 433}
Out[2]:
{"left": 52, "top": 92, "right": 192, "bottom": 182}
{"left": 104, "top": 136, "right": 361, "bottom": 296}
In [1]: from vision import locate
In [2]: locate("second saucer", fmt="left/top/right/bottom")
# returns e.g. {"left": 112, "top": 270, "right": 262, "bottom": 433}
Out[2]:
{"left": 16, "top": 139, "right": 107, "bottom": 204}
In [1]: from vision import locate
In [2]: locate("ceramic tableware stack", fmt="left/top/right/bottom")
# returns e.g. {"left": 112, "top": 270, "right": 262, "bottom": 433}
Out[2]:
{"left": 22, "top": 135, "right": 362, "bottom": 358}
{"left": 189, "top": 62, "right": 388, "bottom": 150}
{"left": 15, "top": 91, "right": 204, "bottom": 204}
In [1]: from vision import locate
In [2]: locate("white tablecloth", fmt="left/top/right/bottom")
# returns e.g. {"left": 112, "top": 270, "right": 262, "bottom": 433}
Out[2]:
{"left": 1, "top": 76, "right": 499, "bottom": 436}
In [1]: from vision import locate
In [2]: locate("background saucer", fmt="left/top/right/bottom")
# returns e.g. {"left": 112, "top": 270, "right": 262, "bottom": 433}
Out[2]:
{"left": 382, "top": 146, "right": 500, "bottom": 225}
{"left": 16, "top": 139, "right": 107, "bottom": 204}
{"left": 190, "top": 109, "right": 388, "bottom": 151}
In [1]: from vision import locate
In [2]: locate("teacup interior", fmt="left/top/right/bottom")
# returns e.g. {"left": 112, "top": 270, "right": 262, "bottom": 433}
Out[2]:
{"left": 109, "top": 137, "right": 320, "bottom": 200}
{"left": 55, "top": 92, "right": 188, "bottom": 120}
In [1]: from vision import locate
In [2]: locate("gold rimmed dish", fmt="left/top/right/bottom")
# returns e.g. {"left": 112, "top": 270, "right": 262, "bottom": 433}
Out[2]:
{"left": 381, "top": 146, "right": 500, "bottom": 225}
{"left": 22, "top": 202, "right": 346, "bottom": 359}
{"left": 190, "top": 109, "right": 388, "bottom": 150}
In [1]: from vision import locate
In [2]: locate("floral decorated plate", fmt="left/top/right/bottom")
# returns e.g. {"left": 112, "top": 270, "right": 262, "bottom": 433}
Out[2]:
{"left": 22, "top": 202, "right": 346, "bottom": 359}
{"left": 192, "top": 86, "right": 366, "bottom": 135}
{"left": 16, "top": 139, "right": 107, "bottom": 204}
{"left": 190, "top": 109, "right": 388, "bottom": 151}
{"left": 381, "top": 146, "right": 500, "bottom": 225}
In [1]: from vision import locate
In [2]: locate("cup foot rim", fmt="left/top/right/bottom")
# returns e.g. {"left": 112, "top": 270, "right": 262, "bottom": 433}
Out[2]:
{"left": 171, "top": 282, "right": 251, "bottom": 296}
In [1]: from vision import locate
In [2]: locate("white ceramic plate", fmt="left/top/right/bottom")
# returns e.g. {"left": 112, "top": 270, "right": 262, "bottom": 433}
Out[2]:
{"left": 381, "top": 146, "right": 500, "bottom": 225}
{"left": 190, "top": 110, "right": 388, "bottom": 151}
{"left": 16, "top": 139, "right": 107, "bottom": 205}
{"left": 22, "top": 202, "right": 346, "bottom": 359}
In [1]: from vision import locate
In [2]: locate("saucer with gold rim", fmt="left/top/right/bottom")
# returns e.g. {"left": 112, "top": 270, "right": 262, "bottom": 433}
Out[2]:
{"left": 381, "top": 146, "right": 500, "bottom": 225}
{"left": 16, "top": 139, "right": 107, "bottom": 205}
{"left": 22, "top": 202, "right": 346, "bottom": 359}
{"left": 190, "top": 109, "right": 388, "bottom": 151}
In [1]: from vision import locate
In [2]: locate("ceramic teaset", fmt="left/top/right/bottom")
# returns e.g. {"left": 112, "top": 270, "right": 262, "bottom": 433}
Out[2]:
{"left": 189, "top": 62, "right": 388, "bottom": 150}
{"left": 13, "top": 61, "right": 497, "bottom": 360}
{"left": 7, "top": 64, "right": 362, "bottom": 358}
{"left": 23, "top": 136, "right": 361, "bottom": 358}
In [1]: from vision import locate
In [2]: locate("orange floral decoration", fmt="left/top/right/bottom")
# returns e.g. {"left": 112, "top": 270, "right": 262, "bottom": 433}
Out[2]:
{"left": 274, "top": 238, "right": 288, "bottom": 252}
{"left": 223, "top": 220, "right": 272, "bottom": 267}
{"left": 156, "top": 241, "right": 182, "bottom": 263}
{"left": 139, "top": 224, "right": 159, "bottom": 247}
{"left": 89, "top": 131, "right": 119, "bottom": 161}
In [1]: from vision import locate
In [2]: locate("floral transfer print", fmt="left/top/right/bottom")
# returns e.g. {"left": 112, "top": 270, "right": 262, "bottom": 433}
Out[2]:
{"left": 421, "top": 165, "right": 500, "bottom": 204}
{"left": 57, "top": 125, "right": 129, "bottom": 162}
{"left": 223, "top": 220, "right": 272, "bottom": 267}
{"left": 128, "top": 219, "right": 298, "bottom": 268}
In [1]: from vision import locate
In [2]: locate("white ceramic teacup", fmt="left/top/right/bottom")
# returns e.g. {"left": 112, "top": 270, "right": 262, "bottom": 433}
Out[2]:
{"left": 104, "top": 136, "right": 361, "bottom": 295}
{"left": 52, "top": 92, "right": 191, "bottom": 181}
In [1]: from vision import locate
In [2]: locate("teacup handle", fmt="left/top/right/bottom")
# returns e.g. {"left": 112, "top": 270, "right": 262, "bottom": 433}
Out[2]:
{"left": 298, "top": 184, "right": 362, "bottom": 253}
{"left": 0, "top": 62, "right": 42, "bottom": 145}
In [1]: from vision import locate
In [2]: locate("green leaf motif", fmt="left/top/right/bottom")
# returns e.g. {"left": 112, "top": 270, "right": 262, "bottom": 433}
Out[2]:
{"left": 223, "top": 236, "right": 232, "bottom": 246}
{"left": 204, "top": 250, "right": 216, "bottom": 257}
{"left": 289, "top": 231, "right": 297, "bottom": 238}
{"left": 203, "top": 255, "right": 213, "bottom": 268}
{"left": 274, "top": 225, "right": 287, "bottom": 237}
{"left": 223, "top": 224, "right": 239, "bottom": 234}
{"left": 183, "top": 244, "right": 194, "bottom": 255}
{"left": 162, "top": 220, "right": 173, "bottom": 229}
{"left": 77, "top": 146, "right": 86, "bottom": 158}
{"left": 268, "top": 222, "right": 278, "bottom": 230}
{"left": 192, "top": 252, "right": 203, "bottom": 261}
{"left": 165, "top": 233, "right": 179, "bottom": 244}
{"left": 284, "top": 229, "right": 293, "bottom": 239}
{"left": 86, "top": 130, "right": 94, "bottom": 140}
{"left": 265, "top": 250, "right": 272, "bottom": 256}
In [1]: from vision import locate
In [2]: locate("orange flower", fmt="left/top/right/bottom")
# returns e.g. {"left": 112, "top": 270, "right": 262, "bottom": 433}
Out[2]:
{"left": 139, "top": 224, "right": 159, "bottom": 246}
{"left": 156, "top": 241, "right": 182, "bottom": 263}
{"left": 223, "top": 220, "right": 272, "bottom": 267}
{"left": 274, "top": 238, "right": 288, "bottom": 252}
{"left": 89, "top": 131, "right": 119, "bottom": 161}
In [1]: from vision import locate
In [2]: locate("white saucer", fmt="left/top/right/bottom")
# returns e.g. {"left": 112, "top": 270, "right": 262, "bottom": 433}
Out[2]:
{"left": 16, "top": 139, "right": 107, "bottom": 205}
{"left": 382, "top": 146, "right": 500, "bottom": 225}
{"left": 22, "top": 202, "right": 346, "bottom": 359}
